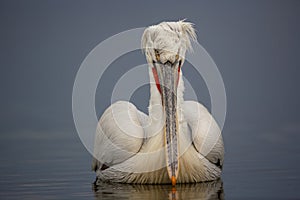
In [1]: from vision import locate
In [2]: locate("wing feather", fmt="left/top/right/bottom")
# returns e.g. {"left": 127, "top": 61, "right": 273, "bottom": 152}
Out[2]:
{"left": 92, "top": 101, "right": 145, "bottom": 171}
{"left": 183, "top": 101, "right": 224, "bottom": 168}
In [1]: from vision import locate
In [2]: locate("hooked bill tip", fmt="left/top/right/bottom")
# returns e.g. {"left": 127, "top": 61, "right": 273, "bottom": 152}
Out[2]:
{"left": 171, "top": 176, "right": 176, "bottom": 186}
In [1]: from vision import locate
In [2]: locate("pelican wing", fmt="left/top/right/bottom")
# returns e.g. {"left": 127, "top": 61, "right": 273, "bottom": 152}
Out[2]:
{"left": 92, "top": 101, "right": 146, "bottom": 171}
{"left": 183, "top": 101, "right": 224, "bottom": 168}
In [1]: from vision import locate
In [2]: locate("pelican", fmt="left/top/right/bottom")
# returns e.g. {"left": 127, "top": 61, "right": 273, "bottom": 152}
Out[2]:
{"left": 92, "top": 20, "right": 224, "bottom": 186}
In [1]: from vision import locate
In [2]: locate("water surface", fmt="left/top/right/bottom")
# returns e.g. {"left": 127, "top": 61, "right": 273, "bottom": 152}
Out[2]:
{"left": 1, "top": 129, "right": 299, "bottom": 199}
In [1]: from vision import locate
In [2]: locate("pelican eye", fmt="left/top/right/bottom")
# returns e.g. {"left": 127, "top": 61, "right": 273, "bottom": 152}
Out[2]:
{"left": 175, "top": 54, "right": 179, "bottom": 61}
{"left": 154, "top": 49, "right": 160, "bottom": 62}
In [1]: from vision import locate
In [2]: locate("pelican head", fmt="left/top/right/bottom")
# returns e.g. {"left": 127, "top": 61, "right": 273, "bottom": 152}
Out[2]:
{"left": 141, "top": 21, "right": 196, "bottom": 185}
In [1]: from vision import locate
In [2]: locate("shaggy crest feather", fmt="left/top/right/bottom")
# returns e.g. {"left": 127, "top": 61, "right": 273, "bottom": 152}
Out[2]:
{"left": 142, "top": 20, "right": 197, "bottom": 55}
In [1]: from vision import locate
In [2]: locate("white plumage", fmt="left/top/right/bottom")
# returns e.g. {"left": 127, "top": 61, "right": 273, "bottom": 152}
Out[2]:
{"left": 92, "top": 20, "right": 224, "bottom": 185}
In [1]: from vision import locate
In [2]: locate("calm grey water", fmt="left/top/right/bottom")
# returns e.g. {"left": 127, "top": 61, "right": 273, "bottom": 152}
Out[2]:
{"left": 1, "top": 129, "right": 299, "bottom": 199}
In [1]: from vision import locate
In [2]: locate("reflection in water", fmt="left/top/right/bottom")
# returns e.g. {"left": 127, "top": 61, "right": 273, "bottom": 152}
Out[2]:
{"left": 93, "top": 179, "right": 224, "bottom": 200}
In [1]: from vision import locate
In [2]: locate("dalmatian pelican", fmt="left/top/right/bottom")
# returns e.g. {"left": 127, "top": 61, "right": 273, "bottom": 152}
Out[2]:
{"left": 92, "top": 20, "right": 224, "bottom": 186}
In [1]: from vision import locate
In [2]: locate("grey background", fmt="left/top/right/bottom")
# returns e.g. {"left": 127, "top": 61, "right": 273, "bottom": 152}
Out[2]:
{"left": 1, "top": 0, "right": 300, "bottom": 199}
